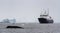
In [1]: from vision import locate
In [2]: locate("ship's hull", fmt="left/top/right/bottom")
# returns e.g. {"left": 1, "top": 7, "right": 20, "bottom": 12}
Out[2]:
{"left": 38, "top": 18, "right": 53, "bottom": 23}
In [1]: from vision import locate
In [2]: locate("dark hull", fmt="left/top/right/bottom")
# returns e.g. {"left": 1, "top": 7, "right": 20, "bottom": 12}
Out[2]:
{"left": 38, "top": 18, "right": 53, "bottom": 23}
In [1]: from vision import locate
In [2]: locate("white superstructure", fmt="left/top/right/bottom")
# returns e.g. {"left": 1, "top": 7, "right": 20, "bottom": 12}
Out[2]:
{"left": 40, "top": 9, "right": 52, "bottom": 20}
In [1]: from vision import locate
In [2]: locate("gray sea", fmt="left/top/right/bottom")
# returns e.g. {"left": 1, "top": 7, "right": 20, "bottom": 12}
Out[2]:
{"left": 0, "top": 23, "right": 60, "bottom": 33}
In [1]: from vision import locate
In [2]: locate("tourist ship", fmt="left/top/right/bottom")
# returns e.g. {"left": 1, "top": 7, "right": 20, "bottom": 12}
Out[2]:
{"left": 38, "top": 9, "right": 54, "bottom": 23}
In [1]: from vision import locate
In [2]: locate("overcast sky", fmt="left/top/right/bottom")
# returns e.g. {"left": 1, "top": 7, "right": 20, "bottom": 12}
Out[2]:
{"left": 0, "top": 0, "right": 60, "bottom": 23}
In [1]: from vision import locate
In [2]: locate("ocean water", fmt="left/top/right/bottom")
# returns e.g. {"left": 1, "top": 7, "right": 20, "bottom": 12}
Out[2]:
{"left": 0, "top": 23, "right": 60, "bottom": 33}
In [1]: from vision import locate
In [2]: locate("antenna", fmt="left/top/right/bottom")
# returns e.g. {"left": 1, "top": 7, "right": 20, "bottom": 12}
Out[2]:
{"left": 47, "top": 8, "right": 49, "bottom": 15}
{"left": 40, "top": 8, "right": 43, "bottom": 15}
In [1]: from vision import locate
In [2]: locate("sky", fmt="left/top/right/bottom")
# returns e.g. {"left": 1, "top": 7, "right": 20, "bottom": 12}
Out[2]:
{"left": 0, "top": 0, "right": 60, "bottom": 23}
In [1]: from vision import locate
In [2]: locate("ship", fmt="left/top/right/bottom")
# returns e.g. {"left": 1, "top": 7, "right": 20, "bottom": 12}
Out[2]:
{"left": 38, "top": 9, "right": 54, "bottom": 23}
